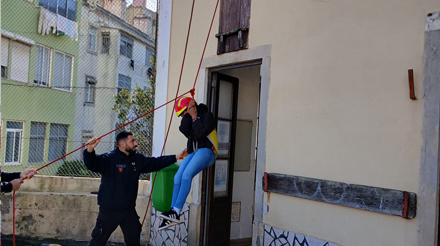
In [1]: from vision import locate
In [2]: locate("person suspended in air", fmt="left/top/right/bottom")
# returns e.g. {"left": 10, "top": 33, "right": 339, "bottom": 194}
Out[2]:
{"left": 158, "top": 97, "right": 218, "bottom": 231}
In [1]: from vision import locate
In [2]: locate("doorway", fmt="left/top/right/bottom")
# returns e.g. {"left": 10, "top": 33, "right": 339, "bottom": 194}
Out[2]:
{"left": 202, "top": 63, "right": 261, "bottom": 246}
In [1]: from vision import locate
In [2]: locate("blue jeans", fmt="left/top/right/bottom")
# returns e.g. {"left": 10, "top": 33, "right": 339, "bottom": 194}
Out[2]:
{"left": 171, "top": 148, "right": 215, "bottom": 210}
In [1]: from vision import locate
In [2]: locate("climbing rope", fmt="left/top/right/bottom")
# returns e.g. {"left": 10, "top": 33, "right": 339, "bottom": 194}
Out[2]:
{"left": 142, "top": 0, "right": 197, "bottom": 226}
{"left": 142, "top": 0, "right": 220, "bottom": 226}
{"left": 11, "top": 89, "right": 192, "bottom": 246}
{"left": 11, "top": 0, "right": 221, "bottom": 244}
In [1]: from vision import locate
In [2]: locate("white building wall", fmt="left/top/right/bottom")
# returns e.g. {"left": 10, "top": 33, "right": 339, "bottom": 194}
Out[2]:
{"left": 159, "top": 0, "right": 440, "bottom": 245}
{"left": 117, "top": 35, "right": 150, "bottom": 91}
{"left": 73, "top": 6, "right": 100, "bottom": 159}
{"left": 75, "top": 5, "right": 155, "bottom": 159}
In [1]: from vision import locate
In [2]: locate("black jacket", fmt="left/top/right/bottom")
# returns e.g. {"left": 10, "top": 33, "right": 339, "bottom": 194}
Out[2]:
{"left": 179, "top": 103, "right": 216, "bottom": 154}
{"left": 83, "top": 148, "right": 176, "bottom": 211}
{"left": 1, "top": 172, "right": 21, "bottom": 193}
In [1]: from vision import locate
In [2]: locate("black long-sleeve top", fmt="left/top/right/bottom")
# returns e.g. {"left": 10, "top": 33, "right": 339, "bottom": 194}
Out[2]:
{"left": 179, "top": 103, "right": 216, "bottom": 154}
{"left": 1, "top": 172, "right": 21, "bottom": 193}
{"left": 83, "top": 148, "right": 176, "bottom": 211}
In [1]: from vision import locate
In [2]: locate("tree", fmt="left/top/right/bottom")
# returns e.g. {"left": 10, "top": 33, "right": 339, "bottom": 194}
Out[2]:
{"left": 112, "top": 57, "right": 156, "bottom": 156}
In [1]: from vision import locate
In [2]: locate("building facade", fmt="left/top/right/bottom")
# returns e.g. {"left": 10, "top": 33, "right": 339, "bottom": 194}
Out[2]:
{"left": 1, "top": 0, "right": 81, "bottom": 174}
{"left": 73, "top": 1, "right": 155, "bottom": 159}
{"left": 152, "top": 0, "right": 440, "bottom": 245}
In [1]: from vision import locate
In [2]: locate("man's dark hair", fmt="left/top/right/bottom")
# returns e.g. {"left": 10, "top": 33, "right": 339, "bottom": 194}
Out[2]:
{"left": 116, "top": 131, "right": 133, "bottom": 145}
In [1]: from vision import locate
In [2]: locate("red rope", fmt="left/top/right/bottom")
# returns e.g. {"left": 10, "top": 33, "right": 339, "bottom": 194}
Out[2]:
{"left": 174, "top": 0, "right": 196, "bottom": 104}
{"left": 12, "top": 0, "right": 221, "bottom": 242}
{"left": 142, "top": 0, "right": 197, "bottom": 226}
{"left": 13, "top": 191, "right": 16, "bottom": 245}
{"left": 35, "top": 89, "right": 192, "bottom": 173}
{"left": 10, "top": 90, "right": 192, "bottom": 246}
{"left": 192, "top": 0, "right": 220, "bottom": 91}
{"left": 142, "top": 0, "right": 220, "bottom": 226}
{"left": 142, "top": 170, "right": 158, "bottom": 225}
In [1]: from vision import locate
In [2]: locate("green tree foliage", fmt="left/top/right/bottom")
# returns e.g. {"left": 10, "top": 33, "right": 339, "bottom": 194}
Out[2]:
{"left": 112, "top": 57, "right": 156, "bottom": 156}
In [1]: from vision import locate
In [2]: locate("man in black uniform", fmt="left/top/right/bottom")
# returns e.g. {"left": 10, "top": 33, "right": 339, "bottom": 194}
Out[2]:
{"left": 84, "top": 131, "right": 186, "bottom": 246}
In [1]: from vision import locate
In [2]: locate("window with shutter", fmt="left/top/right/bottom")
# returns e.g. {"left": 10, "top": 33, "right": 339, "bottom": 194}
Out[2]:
{"left": 2, "top": 37, "right": 10, "bottom": 79}
{"left": 10, "top": 41, "right": 31, "bottom": 83}
{"left": 216, "top": 0, "right": 251, "bottom": 54}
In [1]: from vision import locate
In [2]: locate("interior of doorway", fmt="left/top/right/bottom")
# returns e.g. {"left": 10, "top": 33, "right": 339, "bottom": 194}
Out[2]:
{"left": 202, "top": 63, "right": 261, "bottom": 246}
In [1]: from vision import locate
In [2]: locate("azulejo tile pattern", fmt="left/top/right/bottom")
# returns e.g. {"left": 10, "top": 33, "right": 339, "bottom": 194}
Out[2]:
{"left": 150, "top": 203, "right": 190, "bottom": 246}
{"left": 264, "top": 225, "right": 340, "bottom": 246}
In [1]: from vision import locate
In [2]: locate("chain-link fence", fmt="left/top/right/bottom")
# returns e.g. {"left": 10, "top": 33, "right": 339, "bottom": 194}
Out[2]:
{"left": 1, "top": 0, "right": 158, "bottom": 179}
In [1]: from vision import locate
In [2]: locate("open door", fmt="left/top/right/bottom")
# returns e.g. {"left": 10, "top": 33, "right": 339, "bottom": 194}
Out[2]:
{"left": 203, "top": 72, "right": 239, "bottom": 246}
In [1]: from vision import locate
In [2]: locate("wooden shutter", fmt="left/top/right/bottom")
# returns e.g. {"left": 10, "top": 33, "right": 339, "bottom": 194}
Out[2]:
{"left": 216, "top": 0, "right": 251, "bottom": 54}
{"left": 10, "top": 41, "right": 31, "bottom": 83}
{"left": 1, "top": 37, "right": 9, "bottom": 68}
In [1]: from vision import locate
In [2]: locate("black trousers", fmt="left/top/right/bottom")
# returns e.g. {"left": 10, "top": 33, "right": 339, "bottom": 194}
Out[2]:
{"left": 88, "top": 207, "right": 142, "bottom": 246}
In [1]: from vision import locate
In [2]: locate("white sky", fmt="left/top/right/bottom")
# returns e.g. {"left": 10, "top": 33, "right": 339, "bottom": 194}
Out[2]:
{"left": 126, "top": 0, "right": 157, "bottom": 12}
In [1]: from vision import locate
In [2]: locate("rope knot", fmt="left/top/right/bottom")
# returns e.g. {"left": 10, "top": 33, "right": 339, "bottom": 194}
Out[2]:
{"left": 190, "top": 88, "right": 195, "bottom": 98}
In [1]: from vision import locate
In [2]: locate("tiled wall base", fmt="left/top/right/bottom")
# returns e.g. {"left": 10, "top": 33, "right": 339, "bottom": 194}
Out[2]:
{"left": 150, "top": 203, "right": 190, "bottom": 246}
{"left": 264, "top": 225, "right": 339, "bottom": 246}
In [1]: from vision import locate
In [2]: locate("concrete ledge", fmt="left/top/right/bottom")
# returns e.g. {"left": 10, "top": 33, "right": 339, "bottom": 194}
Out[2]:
{"left": 20, "top": 175, "right": 150, "bottom": 196}
{"left": 1, "top": 176, "right": 152, "bottom": 244}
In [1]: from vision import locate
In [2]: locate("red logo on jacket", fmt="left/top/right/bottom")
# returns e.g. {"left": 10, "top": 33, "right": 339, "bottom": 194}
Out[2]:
{"left": 116, "top": 164, "right": 126, "bottom": 173}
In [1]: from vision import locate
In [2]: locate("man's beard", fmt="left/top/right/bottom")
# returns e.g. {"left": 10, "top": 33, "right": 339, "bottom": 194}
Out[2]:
{"left": 126, "top": 146, "right": 137, "bottom": 154}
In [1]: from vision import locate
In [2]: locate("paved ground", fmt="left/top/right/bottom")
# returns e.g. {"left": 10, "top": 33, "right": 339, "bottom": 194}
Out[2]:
{"left": 1, "top": 236, "right": 125, "bottom": 246}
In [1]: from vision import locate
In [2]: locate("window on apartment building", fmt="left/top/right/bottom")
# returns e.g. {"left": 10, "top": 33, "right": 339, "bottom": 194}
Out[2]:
{"left": 34, "top": 45, "right": 51, "bottom": 87}
{"left": 120, "top": 35, "right": 133, "bottom": 59}
{"left": 67, "top": 0, "right": 77, "bottom": 21}
{"left": 88, "top": 26, "right": 97, "bottom": 52}
{"left": 39, "top": 0, "right": 77, "bottom": 21}
{"left": 102, "top": 32, "right": 110, "bottom": 54}
{"left": 85, "top": 76, "right": 96, "bottom": 105}
{"left": 10, "top": 41, "right": 31, "bottom": 83}
{"left": 217, "top": 0, "right": 251, "bottom": 54}
{"left": 1, "top": 66, "right": 7, "bottom": 79}
{"left": 145, "top": 47, "right": 154, "bottom": 78}
{"left": 118, "top": 74, "right": 131, "bottom": 93}
{"left": 145, "top": 47, "right": 151, "bottom": 66}
{"left": 57, "top": 0, "right": 67, "bottom": 17}
{"left": 2, "top": 38, "right": 31, "bottom": 82}
{"left": 29, "top": 122, "right": 47, "bottom": 164}
{"left": 81, "top": 130, "right": 93, "bottom": 157}
{"left": 53, "top": 51, "right": 73, "bottom": 91}
{"left": 48, "top": 124, "right": 68, "bottom": 162}
{"left": 5, "top": 121, "right": 24, "bottom": 165}
{"left": 2, "top": 37, "right": 9, "bottom": 79}
{"left": 82, "top": 130, "right": 93, "bottom": 146}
